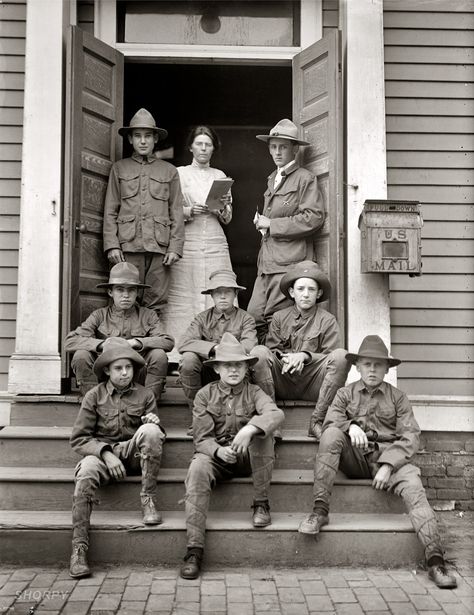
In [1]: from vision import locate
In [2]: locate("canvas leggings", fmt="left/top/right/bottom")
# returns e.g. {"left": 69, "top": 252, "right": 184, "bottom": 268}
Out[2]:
{"left": 312, "top": 426, "right": 444, "bottom": 562}
{"left": 184, "top": 435, "right": 275, "bottom": 549}
{"left": 71, "top": 348, "right": 168, "bottom": 400}
{"left": 72, "top": 423, "right": 164, "bottom": 548}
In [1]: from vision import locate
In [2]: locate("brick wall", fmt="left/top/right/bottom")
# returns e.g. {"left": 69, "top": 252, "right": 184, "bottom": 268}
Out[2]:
{"left": 417, "top": 433, "right": 474, "bottom": 511}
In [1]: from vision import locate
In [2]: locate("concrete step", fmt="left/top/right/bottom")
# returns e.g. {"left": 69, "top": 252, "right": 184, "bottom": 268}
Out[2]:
{"left": 9, "top": 396, "right": 314, "bottom": 431}
{"left": 0, "top": 426, "right": 317, "bottom": 469}
{"left": 0, "top": 509, "right": 423, "bottom": 567}
{"left": 0, "top": 466, "right": 404, "bottom": 513}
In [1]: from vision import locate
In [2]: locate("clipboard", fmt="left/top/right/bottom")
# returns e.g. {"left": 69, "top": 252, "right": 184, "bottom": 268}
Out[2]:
{"left": 205, "top": 178, "right": 234, "bottom": 211}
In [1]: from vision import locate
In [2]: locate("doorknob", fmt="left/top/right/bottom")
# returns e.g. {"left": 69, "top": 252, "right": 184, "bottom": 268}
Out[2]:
{"left": 75, "top": 222, "right": 87, "bottom": 234}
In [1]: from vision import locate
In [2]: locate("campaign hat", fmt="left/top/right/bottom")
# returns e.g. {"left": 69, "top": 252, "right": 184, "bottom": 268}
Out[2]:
{"left": 256, "top": 119, "right": 309, "bottom": 146}
{"left": 203, "top": 332, "right": 258, "bottom": 366}
{"left": 201, "top": 269, "right": 246, "bottom": 294}
{"left": 118, "top": 108, "right": 168, "bottom": 140}
{"left": 97, "top": 262, "right": 151, "bottom": 289}
{"left": 279, "top": 260, "right": 331, "bottom": 302}
{"left": 346, "top": 335, "right": 401, "bottom": 368}
{"left": 93, "top": 337, "right": 146, "bottom": 380}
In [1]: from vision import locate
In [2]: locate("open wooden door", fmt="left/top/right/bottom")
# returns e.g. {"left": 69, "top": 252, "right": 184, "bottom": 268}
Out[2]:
{"left": 293, "top": 31, "right": 344, "bottom": 335}
{"left": 61, "top": 26, "right": 124, "bottom": 379}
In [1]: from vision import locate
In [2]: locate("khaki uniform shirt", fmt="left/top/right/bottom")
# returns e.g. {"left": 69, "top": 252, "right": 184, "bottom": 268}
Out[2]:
{"left": 64, "top": 304, "right": 174, "bottom": 353}
{"left": 266, "top": 305, "right": 341, "bottom": 363}
{"left": 193, "top": 380, "right": 285, "bottom": 458}
{"left": 258, "top": 163, "right": 324, "bottom": 275}
{"left": 103, "top": 153, "right": 185, "bottom": 256}
{"left": 324, "top": 380, "right": 420, "bottom": 471}
{"left": 178, "top": 307, "right": 257, "bottom": 358}
{"left": 70, "top": 381, "right": 159, "bottom": 459}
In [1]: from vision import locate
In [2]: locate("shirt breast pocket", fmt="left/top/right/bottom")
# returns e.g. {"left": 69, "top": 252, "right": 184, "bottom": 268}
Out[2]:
{"left": 97, "top": 406, "right": 119, "bottom": 430}
{"left": 97, "top": 324, "right": 121, "bottom": 339}
{"left": 347, "top": 403, "right": 367, "bottom": 420}
{"left": 119, "top": 174, "right": 140, "bottom": 199}
{"left": 150, "top": 177, "right": 170, "bottom": 201}
{"left": 375, "top": 404, "right": 396, "bottom": 421}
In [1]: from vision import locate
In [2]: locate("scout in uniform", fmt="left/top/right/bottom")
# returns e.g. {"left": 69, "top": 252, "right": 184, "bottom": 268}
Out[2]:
{"left": 247, "top": 118, "right": 324, "bottom": 341}
{"left": 298, "top": 335, "right": 457, "bottom": 590}
{"left": 103, "top": 108, "right": 185, "bottom": 313}
{"left": 65, "top": 262, "right": 173, "bottom": 400}
{"left": 257, "top": 261, "right": 350, "bottom": 440}
{"left": 180, "top": 333, "right": 284, "bottom": 579}
{"left": 69, "top": 337, "right": 165, "bottom": 578}
{"left": 178, "top": 270, "right": 274, "bottom": 411}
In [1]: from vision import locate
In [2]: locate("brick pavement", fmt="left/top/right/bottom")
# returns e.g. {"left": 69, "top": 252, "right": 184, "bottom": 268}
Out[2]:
{"left": 0, "top": 564, "right": 472, "bottom": 615}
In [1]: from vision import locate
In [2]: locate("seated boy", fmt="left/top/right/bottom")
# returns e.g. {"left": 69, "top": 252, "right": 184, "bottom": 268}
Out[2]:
{"left": 69, "top": 337, "right": 166, "bottom": 579}
{"left": 178, "top": 269, "right": 273, "bottom": 409}
{"left": 180, "top": 333, "right": 284, "bottom": 579}
{"left": 298, "top": 335, "right": 457, "bottom": 589}
{"left": 256, "top": 261, "right": 350, "bottom": 439}
{"left": 65, "top": 261, "right": 174, "bottom": 400}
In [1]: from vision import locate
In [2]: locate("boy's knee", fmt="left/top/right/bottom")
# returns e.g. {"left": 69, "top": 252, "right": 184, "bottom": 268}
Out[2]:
{"left": 71, "top": 350, "right": 95, "bottom": 369}
{"left": 74, "top": 456, "right": 103, "bottom": 495}
{"left": 320, "top": 425, "right": 345, "bottom": 447}
{"left": 249, "top": 345, "right": 272, "bottom": 364}
{"left": 146, "top": 348, "right": 168, "bottom": 369}
{"left": 180, "top": 352, "right": 202, "bottom": 374}
{"left": 328, "top": 348, "right": 349, "bottom": 371}
{"left": 185, "top": 454, "right": 214, "bottom": 487}
{"left": 137, "top": 423, "right": 165, "bottom": 447}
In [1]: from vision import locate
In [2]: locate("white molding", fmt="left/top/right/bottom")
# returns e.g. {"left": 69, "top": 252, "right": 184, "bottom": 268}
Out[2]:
{"left": 94, "top": 0, "right": 116, "bottom": 46}
{"left": 411, "top": 396, "right": 474, "bottom": 432}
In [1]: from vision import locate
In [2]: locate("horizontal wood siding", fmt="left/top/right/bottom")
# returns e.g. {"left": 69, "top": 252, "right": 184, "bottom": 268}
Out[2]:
{"left": 323, "top": 0, "right": 338, "bottom": 35}
{"left": 384, "top": 0, "right": 474, "bottom": 396}
{"left": 0, "top": 0, "right": 25, "bottom": 391}
{"left": 77, "top": 0, "right": 94, "bottom": 34}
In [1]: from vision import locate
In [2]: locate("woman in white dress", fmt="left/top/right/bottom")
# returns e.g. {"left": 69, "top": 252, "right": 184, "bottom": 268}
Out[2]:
{"left": 162, "top": 126, "right": 234, "bottom": 360}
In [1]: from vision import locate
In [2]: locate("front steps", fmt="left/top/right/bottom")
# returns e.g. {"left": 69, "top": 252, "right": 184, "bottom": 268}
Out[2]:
{"left": 0, "top": 387, "right": 423, "bottom": 567}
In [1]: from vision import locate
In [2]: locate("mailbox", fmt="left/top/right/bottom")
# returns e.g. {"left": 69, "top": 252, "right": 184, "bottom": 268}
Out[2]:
{"left": 359, "top": 200, "right": 423, "bottom": 275}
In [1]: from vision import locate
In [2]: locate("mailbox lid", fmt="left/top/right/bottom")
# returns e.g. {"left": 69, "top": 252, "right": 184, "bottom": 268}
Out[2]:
{"left": 359, "top": 199, "right": 423, "bottom": 229}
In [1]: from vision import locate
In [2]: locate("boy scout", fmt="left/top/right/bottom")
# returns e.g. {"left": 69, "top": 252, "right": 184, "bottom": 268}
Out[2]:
{"left": 103, "top": 108, "right": 184, "bottom": 312}
{"left": 247, "top": 119, "right": 324, "bottom": 340}
{"left": 257, "top": 261, "right": 350, "bottom": 439}
{"left": 178, "top": 270, "right": 273, "bottom": 409}
{"left": 69, "top": 337, "right": 165, "bottom": 578}
{"left": 65, "top": 262, "right": 173, "bottom": 399}
{"left": 299, "top": 335, "right": 457, "bottom": 589}
{"left": 180, "top": 333, "right": 284, "bottom": 579}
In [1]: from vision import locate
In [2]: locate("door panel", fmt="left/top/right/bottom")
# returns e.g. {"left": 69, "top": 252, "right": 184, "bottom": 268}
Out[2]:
{"left": 62, "top": 26, "right": 124, "bottom": 378}
{"left": 293, "top": 31, "right": 344, "bottom": 335}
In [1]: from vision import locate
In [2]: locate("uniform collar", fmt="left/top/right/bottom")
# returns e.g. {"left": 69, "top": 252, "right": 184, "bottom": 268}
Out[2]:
{"left": 110, "top": 304, "right": 137, "bottom": 318}
{"left": 293, "top": 303, "right": 318, "bottom": 320}
{"left": 132, "top": 151, "right": 156, "bottom": 164}
{"left": 218, "top": 379, "right": 246, "bottom": 395}
{"left": 268, "top": 160, "right": 299, "bottom": 181}
{"left": 106, "top": 379, "right": 137, "bottom": 396}
{"left": 211, "top": 306, "right": 236, "bottom": 322}
{"left": 355, "top": 379, "right": 388, "bottom": 395}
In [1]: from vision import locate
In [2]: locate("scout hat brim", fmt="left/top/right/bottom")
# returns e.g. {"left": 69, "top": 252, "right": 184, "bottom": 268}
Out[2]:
{"left": 346, "top": 335, "right": 401, "bottom": 368}
{"left": 204, "top": 353, "right": 258, "bottom": 367}
{"left": 346, "top": 351, "right": 401, "bottom": 368}
{"left": 256, "top": 118, "right": 309, "bottom": 146}
{"left": 96, "top": 281, "right": 151, "bottom": 289}
{"left": 201, "top": 269, "right": 246, "bottom": 294}
{"left": 203, "top": 331, "right": 259, "bottom": 366}
{"left": 118, "top": 125, "right": 168, "bottom": 140}
{"left": 256, "top": 134, "right": 309, "bottom": 146}
{"left": 93, "top": 339, "right": 146, "bottom": 380}
{"left": 280, "top": 261, "right": 331, "bottom": 302}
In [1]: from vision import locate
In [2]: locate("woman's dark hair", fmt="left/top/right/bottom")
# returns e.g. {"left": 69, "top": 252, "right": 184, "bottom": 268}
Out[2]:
{"left": 186, "top": 125, "right": 221, "bottom": 151}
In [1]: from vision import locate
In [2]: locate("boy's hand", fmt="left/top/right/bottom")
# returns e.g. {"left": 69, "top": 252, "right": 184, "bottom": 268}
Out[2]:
{"left": 255, "top": 214, "right": 271, "bottom": 230}
{"left": 127, "top": 338, "right": 142, "bottom": 350}
{"left": 281, "top": 352, "right": 306, "bottom": 375}
{"left": 107, "top": 248, "right": 125, "bottom": 264}
{"left": 163, "top": 252, "right": 180, "bottom": 266}
{"left": 216, "top": 446, "right": 237, "bottom": 464}
{"left": 102, "top": 450, "right": 126, "bottom": 481}
{"left": 348, "top": 424, "right": 369, "bottom": 450}
{"left": 232, "top": 424, "right": 260, "bottom": 454}
{"left": 372, "top": 464, "right": 392, "bottom": 490}
{"left": 142, "top": 412, "right": 160, "bottom": 425}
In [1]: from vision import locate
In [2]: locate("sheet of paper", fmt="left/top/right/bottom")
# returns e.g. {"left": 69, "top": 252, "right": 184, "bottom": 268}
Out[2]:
{"left": 205, "top": 178, "right": 234, "bottom": 211}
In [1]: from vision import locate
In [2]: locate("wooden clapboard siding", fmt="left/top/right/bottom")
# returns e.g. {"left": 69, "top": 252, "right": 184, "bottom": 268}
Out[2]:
{"left": 77, "top": 0, "right": 94, "bottom": 34}
{"left": 323, "top": 0, "right": 338, "bottom": 35}
{"left": 384, "top": 0, "right": 474, "bottom": 396}
{"left": 0, "top": 0, "right": 25, "bottom": 391}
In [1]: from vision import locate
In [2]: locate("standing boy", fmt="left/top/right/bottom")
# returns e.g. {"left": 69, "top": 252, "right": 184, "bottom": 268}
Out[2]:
{"left": 298, "top": 335, "right": 457, "bottom": 589}
{"left": 65, "top": 261, "right": 173, "bottom": 400}
{"left": 180, "top": 333, "right": 284, "bottom": 579}
{"left": 103, "top": 108, "right": 184, "bottom": 312}
{"left": 69, "top": 337, "right": 165, "bottom": 578}
{"left": 247, "top": 119, "right": 324, "bottom": 340}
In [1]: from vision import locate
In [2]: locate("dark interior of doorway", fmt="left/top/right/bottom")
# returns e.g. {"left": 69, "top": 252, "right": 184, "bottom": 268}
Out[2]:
{"left": 124, "top": 63, "right": 292, "bottom": 308}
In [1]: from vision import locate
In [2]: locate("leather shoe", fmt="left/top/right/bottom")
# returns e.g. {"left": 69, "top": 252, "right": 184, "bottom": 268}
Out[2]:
{"left": 69, "top": 544, "right": 90, "bottom": 578}
{"left": 141, "top": 495, "right": 162, "bottom": 525}
{"left": 307, "top": 417, "right": 323, "bottom": 441}
{"left": 252, "top": 500, "right": 271, "bottom": 528}
{"left": 428, "top": 564, "right": 457, "bottom": 589}
{"left": 180, "top": 548, "right": 203, "bottom": 579}
{"left": 298, "top": 511, "right": 329, "bottom": 535}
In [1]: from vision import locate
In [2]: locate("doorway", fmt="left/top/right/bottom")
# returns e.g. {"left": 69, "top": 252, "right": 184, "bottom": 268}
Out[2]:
{"left": 123, "top": 63, "right": 292, "bottom": 307}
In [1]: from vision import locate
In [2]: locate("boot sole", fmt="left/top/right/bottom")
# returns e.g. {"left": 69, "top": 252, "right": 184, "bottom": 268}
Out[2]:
{"left": 298, "top": 519, "right": 329, "bottom": 535}
{"left": 143, "top": 518, "right": 163, "bottom": 526}
{"left": 253, "top": 519, "right": 272, "bottom": 528}
{"left": 180, "top": 569, "right": 200, "bottom": 580}
{"left": 69, "top": 570, "right": 91, "bottom": 579}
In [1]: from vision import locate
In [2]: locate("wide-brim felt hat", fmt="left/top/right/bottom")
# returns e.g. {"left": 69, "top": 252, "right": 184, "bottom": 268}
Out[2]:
{"left": 97, "top": 262, "right": 151, "bottom": 289}
{"left": 93, "top": 337, "right": 146, "bottom": 380}
{"left": 204, "top": 332, "right": 259, "bottom": 366}
{"left": 346, "top": 335, "right": 401, "bottom": 368}
{"left": 280, "top": 260, "right": 331, "bottom": 302}
{"left": 201, "top": 269, "right": 246, "bottom": 294}
{"left": 256, "top": 118, "right": 309, "bottom": 146}
{"left": 118, "top": 108, "right": 168, "bottom": 140}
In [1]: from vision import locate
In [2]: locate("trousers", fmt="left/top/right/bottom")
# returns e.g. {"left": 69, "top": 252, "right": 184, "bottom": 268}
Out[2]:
{"left": 125, "top": 252, "right": 170, "bottom": 313}
{"left": 247, "top": 272, "right": 293, "bottom": 343}
{"left": 312, "top": 426, "right": 444, "bottom": 562}
{"left": 184, "top": 435, "right": 275, "bottom": 548}
{"left": 72, "top": 423, "right": 164, "bottom": 547}
{"left": 71, "top": 347, "right": 168, "bottom": 400}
